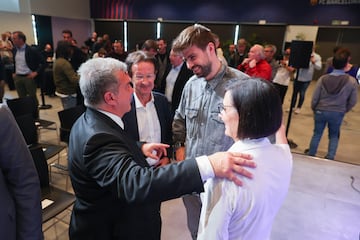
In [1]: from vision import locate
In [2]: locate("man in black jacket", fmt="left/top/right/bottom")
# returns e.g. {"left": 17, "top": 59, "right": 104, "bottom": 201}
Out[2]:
{"left": 68, "top": 57, "right": 255, "bottom": 240}
{"left": 12, "top": 31, "right": 45, "bottom": 106}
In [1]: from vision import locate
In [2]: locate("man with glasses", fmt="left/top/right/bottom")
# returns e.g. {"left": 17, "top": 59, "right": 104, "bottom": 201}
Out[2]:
{"left": 123, "top": 50, "right": 172, "bottom": 166}
{"left": 172, "top": 24, "right": 249, "bottom": 239}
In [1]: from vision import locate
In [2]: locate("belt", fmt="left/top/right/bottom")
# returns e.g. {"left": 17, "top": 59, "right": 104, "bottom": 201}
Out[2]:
{"left": 16, "top": 74, "right": 29, "bottom": 77}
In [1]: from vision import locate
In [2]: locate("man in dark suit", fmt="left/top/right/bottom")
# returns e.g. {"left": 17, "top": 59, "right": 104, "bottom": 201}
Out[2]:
{"left": 160, "top": 49, "right": 193, "bottom": 115}
{"left": 69, "top": 57, "right": 255, "bottom": 240}
{"left": 123, "top": 50, "right": 172, "bottom": 166}
{"left": 12, "top": 31, "right": 45, "bottom": 106}
{"left": 0, "top": 104, "right": 43, "bottom": 240}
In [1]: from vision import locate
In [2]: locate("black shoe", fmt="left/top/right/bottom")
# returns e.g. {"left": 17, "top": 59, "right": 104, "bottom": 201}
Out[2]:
{"left": 304, "top": 148, "right": 309, "bottom": 154}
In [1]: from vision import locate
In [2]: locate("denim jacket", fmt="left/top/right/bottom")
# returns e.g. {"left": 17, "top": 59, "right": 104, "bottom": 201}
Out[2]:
{"left": 173, "top": 63, "right": 249, "bottom": 158}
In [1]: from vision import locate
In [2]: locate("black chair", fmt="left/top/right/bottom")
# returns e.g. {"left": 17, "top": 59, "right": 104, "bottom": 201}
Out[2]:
{"left": 6, "top": 96, "right": 57, "bottom": 137}
{"left": 14, "top": 113, "right": 66, "bottom": 160}
{"left": 57, "top": 105, "right": 86, "bottom": 144}
{"left": 29, "top": 146, "right": 75, "bottom": 224}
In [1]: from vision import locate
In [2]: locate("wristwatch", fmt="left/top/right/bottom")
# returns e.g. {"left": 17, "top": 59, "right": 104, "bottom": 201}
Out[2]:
{"left": 174, "top": 142, "right": 185, "bottom": 150}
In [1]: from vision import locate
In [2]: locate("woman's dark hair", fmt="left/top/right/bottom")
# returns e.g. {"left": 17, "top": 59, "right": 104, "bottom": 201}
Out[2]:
{"left": 55, "top": 40, "right": 72, "bottom": 59}
{"left": 227, "top": 78, "right": 282, "bottom": 139}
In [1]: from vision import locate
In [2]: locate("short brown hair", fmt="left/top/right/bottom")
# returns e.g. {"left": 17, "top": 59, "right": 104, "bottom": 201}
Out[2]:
{"left": 172, "top": 24, "right": 215, "bottom": 52}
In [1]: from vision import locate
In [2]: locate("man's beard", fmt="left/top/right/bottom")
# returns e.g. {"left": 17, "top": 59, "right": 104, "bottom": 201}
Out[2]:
{"left": 193, "top": 62, "right": 212, "bottom": 78}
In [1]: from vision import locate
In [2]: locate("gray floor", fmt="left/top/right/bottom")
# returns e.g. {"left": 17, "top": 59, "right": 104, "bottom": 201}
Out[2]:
{"left": 3, "top": 78, "right": 360, "bottom": 239}
{"left": 161, "top": 155, "right": 360, "bottom": 240}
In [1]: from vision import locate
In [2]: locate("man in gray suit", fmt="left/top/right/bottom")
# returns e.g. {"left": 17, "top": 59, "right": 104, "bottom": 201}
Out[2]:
{"left": 0, "top": 104, "right": 43, "bottom": 240}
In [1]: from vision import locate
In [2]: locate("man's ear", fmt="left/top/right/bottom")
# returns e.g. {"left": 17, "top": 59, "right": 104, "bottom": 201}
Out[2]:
{"left": 207, "top": 42, "right": 216, "bottom": 54}
{"left": 104, "top": 91, "right": 115, "bottom": 105}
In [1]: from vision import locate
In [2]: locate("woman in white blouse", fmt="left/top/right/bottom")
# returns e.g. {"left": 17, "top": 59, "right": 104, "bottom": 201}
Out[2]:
{"left": 197, "top": 78, "right": 293, "bottom": 240}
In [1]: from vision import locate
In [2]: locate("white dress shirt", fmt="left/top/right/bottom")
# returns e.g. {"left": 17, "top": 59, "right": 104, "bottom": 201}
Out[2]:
{"left": 133, "top": 93, "right": 161, "bottom": 165}
{"left": 165, "top": 63, "right": 182, "bottom": 102}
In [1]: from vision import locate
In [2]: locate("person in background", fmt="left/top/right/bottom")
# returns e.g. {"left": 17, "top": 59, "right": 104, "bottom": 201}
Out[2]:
{"left": 0, "top": 57, "right": 5, "bottom": 103}
{"left": 197, "top": 78, "right": 292, "bottom": 240}
{"left": 155, "top": 38, "right": 170, "bottom": 91}
{"left": 160, "top": 48, "right": 194, "bottom": 115}
{"left": 92, "top": 47, "right": 107, "bottom": 58}
{"left": 307, "top": 48, "right": 357, "bottom": 160}
{"left": 41, "top": 43, "right": 55, "bottom": 97}
{"left": 290, "top": 45, "right": 322, "bottom": 114}
{"left": 225, "top": 43, "right": 237, "bottom": 68}
{"left": 41, "top": 43, "right": 54, "bottom": 62}
{"left": 106, "top": 40, "right": 128, "bottom": 62}
{"left": 272, "top": 47, "right": 295, "bottom": 104}
{"left": 123, "top": 50, "right": 172, "bottom": 166}
{"left": 234, "top": 38, "right": 248, "bottom": 67}
{"left": 323, "top": 46, "right": 341, "bottom": 74}
{"left": 0, "top": 104, "right": 43, "bottom": 240}
{"left": 212, "top": 33, "right": 228, "bottom": 66}
{"left": 62, "top": 29, "right": 87, "bottom": 105}
{"left": 141, "top": 39, "right": 158, "bottom": 58}
{"left": 264, "top": 44, "right": 280, "bottom": 81}
{"left": 0, "top": 32, "right": 14, "bottom": 64}
{"left": 84, "top": 31, "right": 97, "bottom": 56}
{"left": 102, "top": 33, "right": 112, "bottom": 53}
{"left": 326, "top": 47, "right": 359, "bottom": 84}
{"left": 172, "top": 24, "right": 250, "bottom": 239}
{"left": 53, "top": 40, "right": 79, "bottom": 109}
{"left": 92, "top": 36, "right": 104, "bottom": 55}
{"left": 12, "top": 31, "right": 45, "bottom": 106}
{"left": 68, "top": 57, "right": 255, "bottom": 240}
{"left": 237, "top": 44, "right": 272, "bottom": 81}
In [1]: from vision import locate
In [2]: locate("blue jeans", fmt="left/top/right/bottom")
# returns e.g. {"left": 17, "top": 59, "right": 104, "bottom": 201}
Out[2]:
{"left": 308, "top": 110, "right": 344, "bottom": 160}
{"left": 60, "top": 96, "right": 77, "bottom": 110}
{"left": 291, "top": 81, "right": 310, "bottom": 109}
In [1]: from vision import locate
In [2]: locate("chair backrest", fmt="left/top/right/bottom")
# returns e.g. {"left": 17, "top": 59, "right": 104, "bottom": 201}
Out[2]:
{"left": 29, "top": 146, "right": 50, "bottom": 188}
{"left": 14, "top": 113, "right": 38, "bottom": 146}
{"left": 58, "top": 105, "right": 86, "bottom": 143}
{"left": 6, "top": 96, "right": 39, "bottom": 119}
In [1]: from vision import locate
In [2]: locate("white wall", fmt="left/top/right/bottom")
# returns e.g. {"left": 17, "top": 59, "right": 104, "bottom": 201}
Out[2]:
{"left": 285, "top": 25, "right": 319, "bottom": 43}
{"left": 0, "top": 12, "right": 34, "bottom": 44}
{"left": 30, "top": 0, "right": 90, "bottom": 20}
{"left": 0, "top": 0, "right": 91, "bottom": 45}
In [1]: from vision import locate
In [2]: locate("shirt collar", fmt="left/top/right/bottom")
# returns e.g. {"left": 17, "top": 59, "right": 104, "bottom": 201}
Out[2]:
{"left": 173, "top": 62, "right": 183, "bottom": 71}
{"left": 97, "top": 109, "right": 124, "bottom": 129}
{"left": 330, "top": 69, "right": 346, "bottom": 76}
{"left": 17, "top": 44, "right": 26, "bottom": 51}
{"left": 205, "top": 62, "right": 227, "bottom": 90}
{"left": 133, "top": 92, "right": 154, "bottom": 109}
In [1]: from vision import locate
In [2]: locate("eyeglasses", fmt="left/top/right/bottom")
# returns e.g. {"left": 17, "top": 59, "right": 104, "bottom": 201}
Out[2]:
{"left": 218, "top": 103, "right": 235, "bottom": 113}
{"left": 134, "top": 73, "right": 156, "bottom": 81}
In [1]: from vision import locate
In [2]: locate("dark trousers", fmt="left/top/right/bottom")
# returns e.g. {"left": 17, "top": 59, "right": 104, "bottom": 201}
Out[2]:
{"left": 291, "top": 80, "right": 310, "bottom": 109}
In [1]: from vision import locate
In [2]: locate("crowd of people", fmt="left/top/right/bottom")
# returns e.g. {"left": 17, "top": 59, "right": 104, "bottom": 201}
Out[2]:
{"left": 0, "top": 23, "right": 358, "bottom": 240}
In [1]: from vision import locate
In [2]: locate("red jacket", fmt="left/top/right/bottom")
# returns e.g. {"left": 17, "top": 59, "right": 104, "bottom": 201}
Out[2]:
{"left": 237, "top": 59, "right": 272, "bottom": 81}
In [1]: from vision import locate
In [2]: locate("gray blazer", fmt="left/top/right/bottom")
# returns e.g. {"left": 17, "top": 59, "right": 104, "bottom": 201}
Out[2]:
{"left": 0, "top": 105, "right": 43, "bottom": 240}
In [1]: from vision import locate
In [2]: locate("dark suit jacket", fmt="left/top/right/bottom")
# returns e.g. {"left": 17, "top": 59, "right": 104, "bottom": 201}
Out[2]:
{"left": 122, "top": 92, "right": 173, "bottom": 152}
{"left": 13, "top": 44, "right": 46, "bottom": 74}
{"left": 0, "top": 105, "right": 42, "bottom": 240}
{"left": 160, "top": 63, "right": 193, "bottom": 114}
{"left": 68, "top": 108, "right": 203, "bottom": 240}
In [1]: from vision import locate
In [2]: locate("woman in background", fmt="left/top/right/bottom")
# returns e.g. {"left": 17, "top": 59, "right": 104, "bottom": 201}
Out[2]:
{"left": 53, "top": 40, "right": 79, "bottom": 109}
